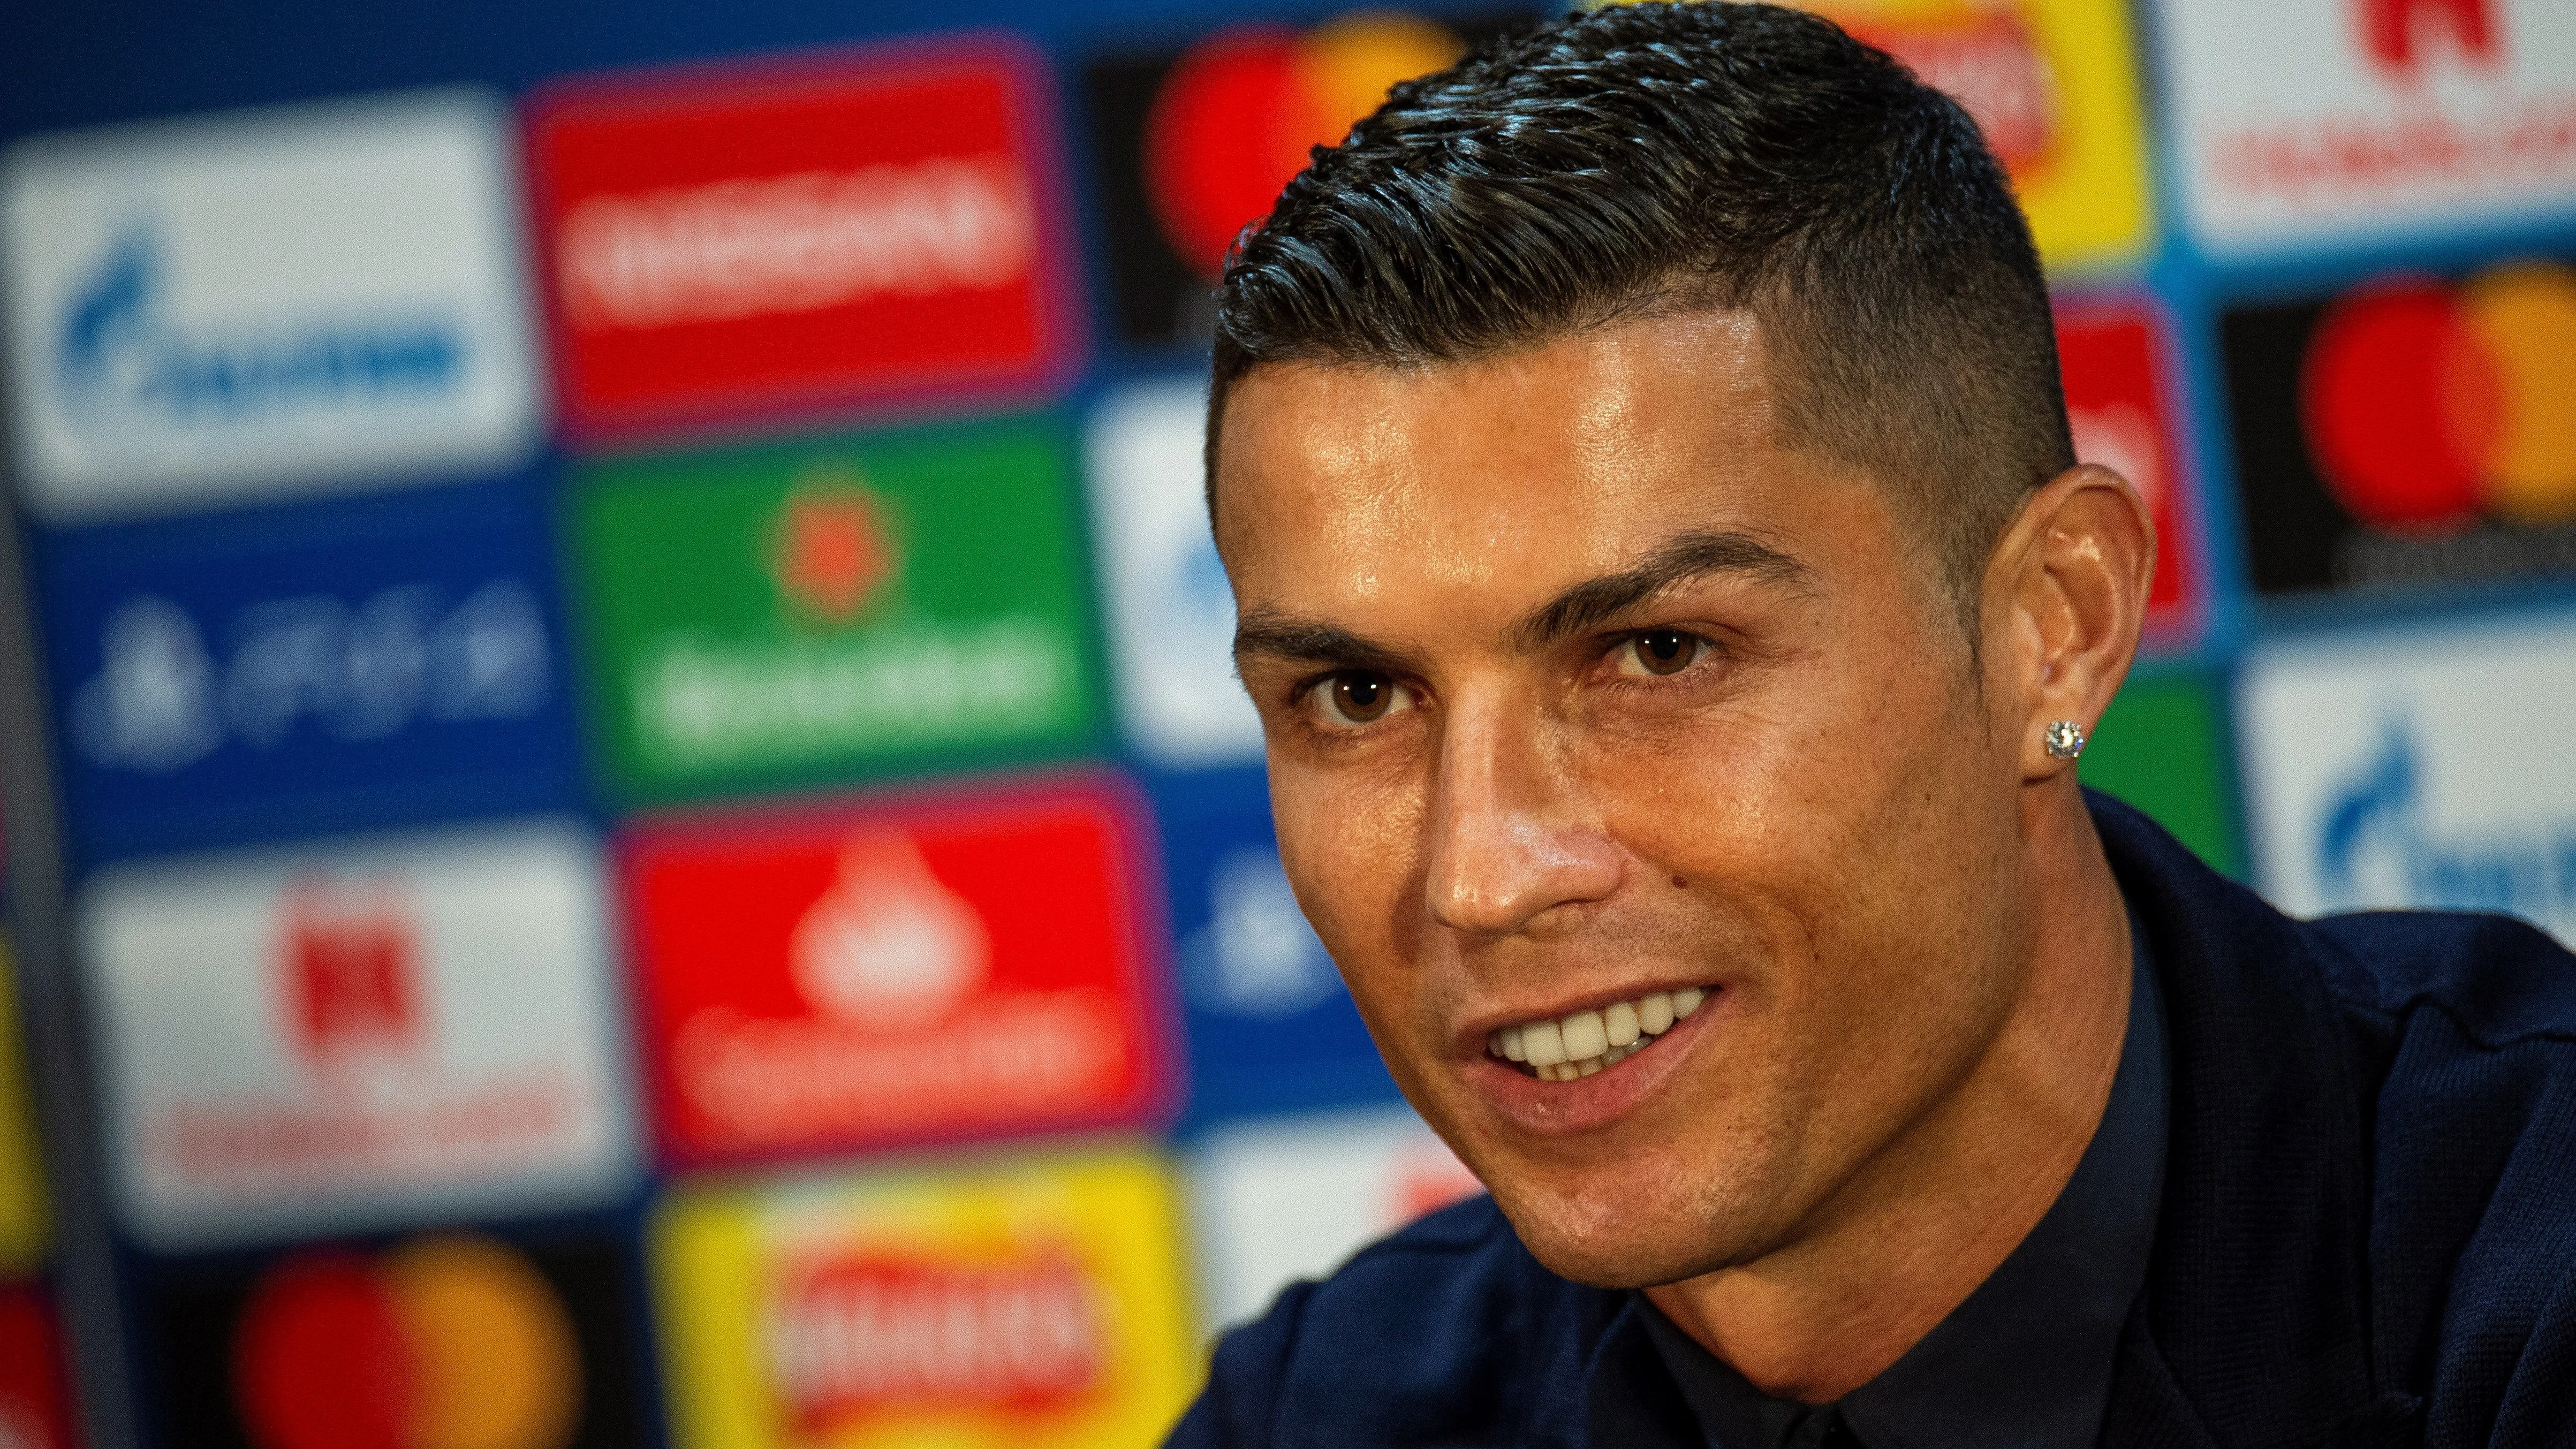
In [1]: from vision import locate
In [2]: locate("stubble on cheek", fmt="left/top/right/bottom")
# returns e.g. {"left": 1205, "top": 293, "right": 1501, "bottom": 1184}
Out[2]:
{"left": 1485, "top": 674, "right": 1999, "bottom": 1283}
{"left": 1272, "top": 764, "right": 1436, "bottom": 1071}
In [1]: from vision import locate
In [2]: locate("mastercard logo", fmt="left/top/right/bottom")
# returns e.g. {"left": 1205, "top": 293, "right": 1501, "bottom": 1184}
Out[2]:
{"left": 2299, "top": 261, "right": 2576, "bottom": 532}
{"left": 232, "top": 1235, "right": 580, "bottom": 1449}
{"left": 1143, "top": 11, "right": 1465, "bottom": 279}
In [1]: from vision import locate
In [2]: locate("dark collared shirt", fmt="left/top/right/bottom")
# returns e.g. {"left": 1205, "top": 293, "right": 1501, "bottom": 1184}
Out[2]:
{"left": 1173, "top": 795, "right": 2576, "bottom": 1448}
{"left": 1641, "top": 922, "right": 2169, "bottom": 1449}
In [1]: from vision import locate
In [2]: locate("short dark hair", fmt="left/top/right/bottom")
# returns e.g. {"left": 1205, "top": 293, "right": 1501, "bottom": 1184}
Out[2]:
{"left": 1207, "top": 1, "right": 2073, "bottom": 624}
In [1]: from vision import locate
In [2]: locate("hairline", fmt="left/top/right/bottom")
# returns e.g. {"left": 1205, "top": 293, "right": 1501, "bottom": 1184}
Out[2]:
{"left": 1202, "top": 288, "right": 2015, "bottom": 654}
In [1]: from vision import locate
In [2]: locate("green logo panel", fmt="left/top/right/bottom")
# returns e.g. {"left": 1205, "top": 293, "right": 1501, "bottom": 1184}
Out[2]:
{"left": 572, "top": 416, "right": 1102, "bottom": 802}
{"left": 2082, "top": 669, "right": 2244, "bottom": 879}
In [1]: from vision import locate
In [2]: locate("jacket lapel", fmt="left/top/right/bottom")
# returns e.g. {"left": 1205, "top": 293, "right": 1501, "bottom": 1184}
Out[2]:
{"left": 2100, "top": 1307, "right": 2222, "bottom": 1449}
{"left": 2091, "top": 794, "right": 2399, "bottom": 1447}
{"left": 1572, "top": 1299, "right": 1705, "bottom": 1448}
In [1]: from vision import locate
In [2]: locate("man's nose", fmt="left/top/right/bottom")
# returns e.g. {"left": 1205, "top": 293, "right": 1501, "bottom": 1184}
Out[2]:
{"left": 1423, "top": 701, "right": 1622, "bottom": 936}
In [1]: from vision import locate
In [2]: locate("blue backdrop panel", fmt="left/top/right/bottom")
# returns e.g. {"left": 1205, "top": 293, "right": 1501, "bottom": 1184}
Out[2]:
{"left": 33, "top": 473, "right": 584, "bottom": 864}
{"left": 1151, "top": 766, "right": 1401, "bottom": 1128}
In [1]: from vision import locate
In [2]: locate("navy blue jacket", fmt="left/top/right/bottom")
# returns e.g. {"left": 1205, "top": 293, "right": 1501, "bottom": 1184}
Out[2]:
{"left": 1170, "top": 794, "right": 2576, "bottom": 1447}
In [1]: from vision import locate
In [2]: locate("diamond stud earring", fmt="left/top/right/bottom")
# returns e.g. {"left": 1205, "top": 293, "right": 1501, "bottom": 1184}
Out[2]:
{"left": 2044, "top": 719, "right": 2087, "bottom": 760}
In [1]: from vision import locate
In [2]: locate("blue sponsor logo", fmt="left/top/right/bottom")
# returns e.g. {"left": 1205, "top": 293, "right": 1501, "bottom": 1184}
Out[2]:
{"left": 56, "top": 226, "right": 467, "bottom": 439}
{"left": 39, "top": 484, "right": 580, "bottom": 862}
{"left": 2318, "top": 719, "right": 2576, "bottom": 928}
{"left": 1155, "top": 782, "right": 1395, "bottom": 1125}
{"left": 1179, "top": 848, "right": 1342, "bottom": 1020}
{"left": 73, "top": 580, "right": 546, "bottom": 773}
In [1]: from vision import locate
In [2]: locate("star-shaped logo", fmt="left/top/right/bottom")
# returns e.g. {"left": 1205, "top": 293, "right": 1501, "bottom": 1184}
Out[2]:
{"left": 771, "top": 468, "right": 898, "bottom": 624}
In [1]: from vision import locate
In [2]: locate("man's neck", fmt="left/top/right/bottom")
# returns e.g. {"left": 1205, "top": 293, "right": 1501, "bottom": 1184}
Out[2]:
{"left": 1642, "top": 783, "right": 2135, "bottom": 1403}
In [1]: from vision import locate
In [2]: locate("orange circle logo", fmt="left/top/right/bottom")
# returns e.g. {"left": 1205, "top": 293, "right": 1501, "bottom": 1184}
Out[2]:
{"left": 2299, "top": 260, "right": 2576, "bottom": 532}
{"left": 232, "top": 1236, "right": 581, "bottom": 1449}
{"left": 1142, "top": 12, "right": 1464, "bottom": 278}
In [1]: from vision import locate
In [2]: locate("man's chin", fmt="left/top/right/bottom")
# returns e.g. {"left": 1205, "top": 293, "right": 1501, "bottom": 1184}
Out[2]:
{"left": 1490, "top": 1187, "right": 1753, "bottom": 1291}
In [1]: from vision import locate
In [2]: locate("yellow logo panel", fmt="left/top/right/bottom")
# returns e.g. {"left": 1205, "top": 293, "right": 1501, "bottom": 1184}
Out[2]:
{"left": 1585, "top": 0, "right": 2155, "bottom": 272}
{"left": 654, "top": 1145, "right": 1198, "bottom": 1449}
{"left": 0, "top": 941, "right": 49, "bottom": 1274}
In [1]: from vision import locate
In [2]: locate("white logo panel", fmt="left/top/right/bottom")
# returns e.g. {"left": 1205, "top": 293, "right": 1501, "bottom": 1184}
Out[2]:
{"left": 2, "top": 89, "right": 542, "bottom": 520}
{"left": 1084, "top": 377, "right": 1263, "bottom": 769}
{"left": 80, "top": 820, "right": 637, "bottom": 1248}
{"left": 2238, "top": 607, "right": 2576, "bottom": 944}
{"left": 1188, "top": 1105, "right": 1482, "bottom": 1331}
{"left": 2160, "top": 0, "right": 2576, "bottom": 253}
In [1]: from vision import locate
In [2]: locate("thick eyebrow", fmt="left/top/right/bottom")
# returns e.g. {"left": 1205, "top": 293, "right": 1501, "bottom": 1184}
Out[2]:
{"left": 1231, "top": 611, "right": 1423, "bottom": 675}
{"left": 1509, "top": 529, "right": 1814, "bottom": 651}
{"left": 1231, "top": 529, "right": 1813, "bottom": 673}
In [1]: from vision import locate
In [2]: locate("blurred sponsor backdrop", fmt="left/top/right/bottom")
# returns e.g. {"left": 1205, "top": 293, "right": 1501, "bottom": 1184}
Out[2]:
{"left": 0, "top": 0, "right": 2570, "bottom": 1443}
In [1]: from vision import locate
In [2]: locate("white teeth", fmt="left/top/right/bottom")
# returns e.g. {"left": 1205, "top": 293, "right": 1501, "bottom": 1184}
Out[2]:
{"left": 1639, "top": 992, "right": 1675, "bottom": 1035}
{"left": 1488, "top": 985, "right": 1716, "bottom": 1080}
{"left": 1521, "top": 1019, "right": 1567, "bottom": 1067}
{"left": 1604, "top": 1000, "right": 1640, "bottom": 1047}
{"left": 1559, "top": 1010, "right": 1609, "bottom": 1061}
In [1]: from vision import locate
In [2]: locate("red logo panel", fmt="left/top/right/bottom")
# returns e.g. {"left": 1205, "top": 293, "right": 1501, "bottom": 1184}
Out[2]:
{"left": 1852, "top": 13, "right": 2060, "bottom": 173}
{"left": 528, "top": 39, "right": 1081, "bottom": 438}
{"left": 623, "top": 774, "right": 1175, "bottom": 1164}
{"left": 2056, "top": 296, "right": 2202, "bottom": 640}
{"left": 0, "top": 1289, "right": 73, "bottom": 1449}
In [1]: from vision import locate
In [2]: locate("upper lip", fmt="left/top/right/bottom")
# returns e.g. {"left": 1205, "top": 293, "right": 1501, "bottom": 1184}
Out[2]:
{"left": 1454, "top": 978, "right": 1717, "bottom": 1057}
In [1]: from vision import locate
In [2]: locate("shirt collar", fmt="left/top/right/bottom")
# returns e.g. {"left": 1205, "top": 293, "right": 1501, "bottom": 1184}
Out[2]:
{"left": 1640, "top": 916, "right": 2169, "bottom": 1449}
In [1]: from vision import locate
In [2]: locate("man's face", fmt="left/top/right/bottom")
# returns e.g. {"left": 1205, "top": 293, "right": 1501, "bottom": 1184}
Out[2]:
{"left": 1215, "top": 313, "right": 2041, "bottom": 1288}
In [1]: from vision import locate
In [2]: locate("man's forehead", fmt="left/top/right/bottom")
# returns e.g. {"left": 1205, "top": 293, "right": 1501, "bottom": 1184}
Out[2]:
{"left": 1215, "top": 312, "right": 1774, "bottom": 517}
{"left": 1211, "top": 313, "right": 1844, "bottom": 606}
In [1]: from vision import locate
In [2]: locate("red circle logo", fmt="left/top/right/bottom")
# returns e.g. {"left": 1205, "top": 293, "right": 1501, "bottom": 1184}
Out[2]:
{"left": 2299, "top": 262, "right": 2576, "bottom": 532}
{"left": 230, "top": 1237, "right": 581, "bottom": 1449}
{"left": 1142, "top": 13, "right": 1464, "bottom": 279}
{"left": 234, "top": 1254, "right": 415, "bottom": 1449}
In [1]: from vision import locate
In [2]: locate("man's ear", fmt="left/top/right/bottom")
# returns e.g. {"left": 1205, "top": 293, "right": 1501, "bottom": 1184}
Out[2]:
{"left": 1986, "top": 464, "right": 2156, "bottom": 782}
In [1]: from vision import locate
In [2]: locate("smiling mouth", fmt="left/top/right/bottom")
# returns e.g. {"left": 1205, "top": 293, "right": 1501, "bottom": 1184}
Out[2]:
{"left": 1486, "top": 987, "right": 1711, "bottom": 1081}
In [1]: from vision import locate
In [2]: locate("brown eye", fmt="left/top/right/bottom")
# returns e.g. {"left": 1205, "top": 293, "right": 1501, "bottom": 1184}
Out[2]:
{"left": 1314, "top": 671, "right": 1412, "bottom": 726}
{"left": 1332, "top": 673, "right": 1392, "bottom": 723}
{"left": 1625, "top": 628, "right": 1700, "bottom": 677}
